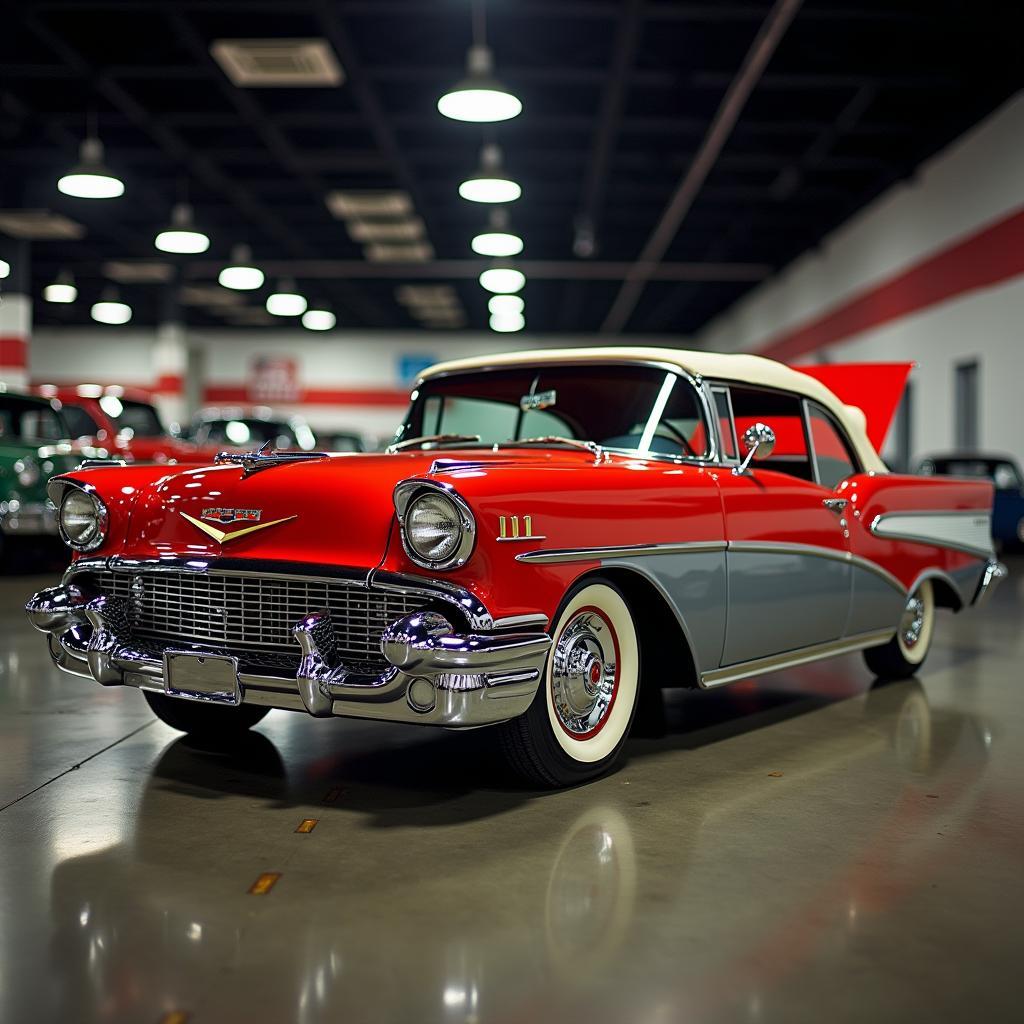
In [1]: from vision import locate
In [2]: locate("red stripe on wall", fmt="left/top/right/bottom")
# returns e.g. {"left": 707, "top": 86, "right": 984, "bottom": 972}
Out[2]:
{"left": 154, "top": 373, "right": 183, "bottom": 394}
{"left": 202, "top": 385, "right": 410, "bottom": 407}
{"left": 757, "top": 205, "right": 1024, "bottom": 361}
{"left": 0, "top": 336, "right": 28, "bottom": 370}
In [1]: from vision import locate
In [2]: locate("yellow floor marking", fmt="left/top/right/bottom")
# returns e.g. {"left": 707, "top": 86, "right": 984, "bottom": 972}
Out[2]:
{"left": 295, "top": 818, "right": 319, "bottom": 834}
{"left": 248, "top": 872, "right": 282, "bottom": 895}
{"left": 158, "top": 1013, "right": 190, "bottom": 1024}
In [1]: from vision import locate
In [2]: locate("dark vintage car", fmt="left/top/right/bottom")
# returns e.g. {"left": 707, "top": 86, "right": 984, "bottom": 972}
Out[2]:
{"left": 918, "top": 452, "right": 1024, "bottom": 550}
{"left": 25, "top": 348, "right": 1006, "bottom": 786}
{"left": 187, "top": 407, "right": 319, "bottom": 453}
{"left": 0, "top": 389, "right": 103, "bottom": 555}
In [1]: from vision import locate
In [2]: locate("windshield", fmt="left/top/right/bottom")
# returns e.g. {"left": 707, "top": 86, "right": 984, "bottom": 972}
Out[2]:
{"left": 397, "top": 365, "right": 710, "bottom": 458}
{"left": 195, "top": 418, "right": 317, "bottom": 451}
{"left": 99, "top": 396, "right": 166, "bottom": 438}
{"left": 0, "top": 396, "right": 67, "bottom": 443}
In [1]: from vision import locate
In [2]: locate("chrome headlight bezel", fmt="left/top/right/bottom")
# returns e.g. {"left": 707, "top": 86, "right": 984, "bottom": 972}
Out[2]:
{"left": 394, "top": 480, "right": 476, "bottom": 571}
{"left": 58, "top": 485, "right": 109, "bottom": 552}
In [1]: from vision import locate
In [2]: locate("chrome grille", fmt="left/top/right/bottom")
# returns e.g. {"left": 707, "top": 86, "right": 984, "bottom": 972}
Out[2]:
{"left": 88, "top": 569, "right": 425, "bottom": 674}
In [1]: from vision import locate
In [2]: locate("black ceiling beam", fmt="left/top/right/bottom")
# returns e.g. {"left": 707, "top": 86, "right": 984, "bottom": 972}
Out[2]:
{"left": 601, "top": 0, "right": 804, "bottom": 334}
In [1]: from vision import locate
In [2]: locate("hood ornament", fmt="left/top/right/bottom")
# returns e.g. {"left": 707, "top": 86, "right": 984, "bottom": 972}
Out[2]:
{"left": 214, "top": 441, "right": 329, "bottom": 478}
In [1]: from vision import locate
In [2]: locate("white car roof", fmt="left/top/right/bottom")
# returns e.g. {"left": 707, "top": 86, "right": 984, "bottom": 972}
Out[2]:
{"left": 420, "top": 346, "right": 886, "bottom": 472}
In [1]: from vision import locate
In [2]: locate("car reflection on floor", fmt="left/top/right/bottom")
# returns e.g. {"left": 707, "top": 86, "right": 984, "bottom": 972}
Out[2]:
{"left": 44, "top": 678, "right": 991, "bottom": 1024}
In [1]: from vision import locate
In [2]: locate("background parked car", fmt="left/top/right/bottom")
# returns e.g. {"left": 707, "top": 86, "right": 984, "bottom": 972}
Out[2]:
{"left": 917, "top": 452, "right": 1024, "bottom": 550}
{"left": 37, "top": 384, "right": 219, "bottom": 464}
{"left": 0, "top": 389, "right": 105, "bottom": 557}
{"left": 186, "top": 407, "right": 319, "bottom": 452}
{"left": 319, "top": 430, "right": 366, "bottom": 453}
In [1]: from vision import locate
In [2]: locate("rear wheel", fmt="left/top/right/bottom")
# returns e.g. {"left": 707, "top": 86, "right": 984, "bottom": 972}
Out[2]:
{"left": 143, "top": 690, "right": 269, "bottom": 737}
{"left": 498, "top": 579, "right": 640, "bottom": 787}
{"left": 863, "top": 580, "right": 935, "bottom": 681}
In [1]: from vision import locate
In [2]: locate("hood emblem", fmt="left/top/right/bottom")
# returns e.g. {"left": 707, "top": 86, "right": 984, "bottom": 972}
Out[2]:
{"left": 202, "top": 507, "right": 261, "bottom": 524}
{"left": 180, "top": 511, "right": 297, "bottom": 545}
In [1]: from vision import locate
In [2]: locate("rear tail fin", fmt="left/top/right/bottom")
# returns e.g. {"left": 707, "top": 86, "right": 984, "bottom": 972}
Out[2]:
{"left": 794, "top": 362, "right": 913, "bottom": 451}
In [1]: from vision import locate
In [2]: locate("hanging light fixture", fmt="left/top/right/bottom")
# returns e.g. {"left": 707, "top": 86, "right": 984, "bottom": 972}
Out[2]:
{"left": 44, "top": 270, "right": 77, "bottom": 304}
{"left": 438, "top": 45, "right": 521, "bottom": 123}
{"left": 488, "top": 294, "right": 524, "bottom": 316}
{"left": 489, "top": 312, "right": 525, "bottom": 333}
{"left": 266, "top": 279, "right": 307, "bottom": 316}
{"left": 302, "top": 309, "right": 336, "bottom": 331}
{"left": 155, "top": 202, "right": 210, "bottom": 254}
{"left": 0, "top": 259, "right": 9, "bottom": 280}
{"left": 471, "top": 207, "right": 522, "bottom": 257}
{"left": 479, "top": 260, "right": 525, "bottom": 294}
{"left": 218, "top": 244, "right": 265, "bottom": 290}
{"left": 459, "top": 144, "right": 521, "bottom": 204}
{"left": 91, "top": 286, "right": 132, "bottom": 325}
{"left": 57, "top": 116, "right": 125, "bottom": 199}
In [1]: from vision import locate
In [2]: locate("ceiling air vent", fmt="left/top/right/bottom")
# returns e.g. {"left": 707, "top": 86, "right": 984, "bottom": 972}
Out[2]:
{"left": 325, "top": 190, "right": 413, "bottom": 220}
{"left": 0, "top": 209, "right": 85, "bottom": 240}
{"left": 211, "top": 39, "right": 344, "bottom": 87}
{"left": 103, "top": 261, "right": 173, "bottom": 283}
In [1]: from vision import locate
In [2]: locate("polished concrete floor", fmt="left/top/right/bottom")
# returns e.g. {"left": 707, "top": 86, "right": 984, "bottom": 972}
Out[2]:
{"left": 1, "top": 549, "right": 1021, "bottom": 1024}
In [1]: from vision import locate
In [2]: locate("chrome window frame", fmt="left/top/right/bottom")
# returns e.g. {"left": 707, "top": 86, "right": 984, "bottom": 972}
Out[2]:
{"left": 397, "top": 360, "right": 722, "bottom": 467}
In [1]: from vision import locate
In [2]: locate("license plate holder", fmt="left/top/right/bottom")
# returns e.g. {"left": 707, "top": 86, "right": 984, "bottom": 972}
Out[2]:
{"left": 163, "top": 650, "right": 241, "bottom": 706}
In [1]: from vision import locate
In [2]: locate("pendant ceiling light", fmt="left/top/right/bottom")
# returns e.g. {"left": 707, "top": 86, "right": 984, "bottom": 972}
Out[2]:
{"left": 58, "top": 136, "right": 125, "bottom": 199}
{"left": 489, "top": 311, "right": 525, "bottom": 333}
{"left": 459, "top": 144, "right": 521, "bottom": 204}
{"left": 91, "top": 286, "right": 132, "bottom": 325}
{"left": 471, "top": 207, "right": 522, "bottom": 257}
{"left": 155, "top": 202, "right": 210, "bottom": 254}
{"left": 479, "top": 260, "right": 525, "bottom": 294}
{"left": 218, "top": 244, "right": 265, "bottom": 290}
{"left": 44, "top": 270, "right": 77, "bottom": 304}
{"left": 0, "top": 259, "right": 9, "bottom": 280}
{"left": 302, "top": 309, "right": 336, "bottom": 331}
{"left": 266, "top": 280, "right": 307, "bottom": 316}
{"left": 438, "top": 43, "right": 521, "bottom": 123}
{"left": 488, "top": 294, "right": 524, "bottom": 317}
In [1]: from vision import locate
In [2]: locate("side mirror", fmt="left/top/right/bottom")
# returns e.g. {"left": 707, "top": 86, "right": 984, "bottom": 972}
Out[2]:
{"left": 734, "top": 422, "right": 776, "bottom": 475}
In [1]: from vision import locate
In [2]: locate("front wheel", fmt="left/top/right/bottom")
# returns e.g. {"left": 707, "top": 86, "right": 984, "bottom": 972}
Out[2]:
{"left": 863, "top": 580, "right": 935, "bottom": 681}
{"left": 498, "top": 579, "right": 640, "bottom": 787}
{"left": 143, "top": 690, "right": 270, "bottom": 737}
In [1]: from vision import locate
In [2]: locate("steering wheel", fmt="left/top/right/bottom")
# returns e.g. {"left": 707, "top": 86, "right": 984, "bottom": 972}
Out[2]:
{"left": 652, "top": 420, "right": 697, "bottom": 457}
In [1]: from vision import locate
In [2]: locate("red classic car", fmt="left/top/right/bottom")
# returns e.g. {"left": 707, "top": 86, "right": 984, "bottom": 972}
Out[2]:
{"left": 26, "top": 348, "right": 1006, "bottom": 786}
{"left": 36, "top": 385, "right": 219, "bottom": 464}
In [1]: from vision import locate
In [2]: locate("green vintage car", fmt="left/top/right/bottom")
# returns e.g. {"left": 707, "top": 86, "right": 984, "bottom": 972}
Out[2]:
{"left": 0, "top": 389, "right": 103, "bottom": 555}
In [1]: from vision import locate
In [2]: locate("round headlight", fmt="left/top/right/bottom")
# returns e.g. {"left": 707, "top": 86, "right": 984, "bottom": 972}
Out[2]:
{"left": 403, "top": 489, "right": 475, "bottom": 569}
{"left": 59, "top": 488, "right": 108, "bottom": 551}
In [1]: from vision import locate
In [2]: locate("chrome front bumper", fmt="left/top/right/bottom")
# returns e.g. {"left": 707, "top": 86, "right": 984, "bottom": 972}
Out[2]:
{"left": 26, "top": 583, "right": 550, "bottom": 729}
{"left": 0, "top": 500, "right": 58, "bottom": 537}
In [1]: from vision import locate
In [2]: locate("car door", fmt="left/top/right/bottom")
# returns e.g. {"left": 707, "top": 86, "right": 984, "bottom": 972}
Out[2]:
{"left": 716, "top": 385, "right": 853, "bottom": 666}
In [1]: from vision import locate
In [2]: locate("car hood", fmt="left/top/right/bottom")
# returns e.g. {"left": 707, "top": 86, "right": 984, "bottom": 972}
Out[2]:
{"left": 69, "top": 448, "right": 591, "bottom": 566}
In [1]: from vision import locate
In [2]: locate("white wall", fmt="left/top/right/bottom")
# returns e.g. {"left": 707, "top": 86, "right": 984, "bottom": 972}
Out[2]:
{"left": 696, "top": 92, "right": 1024, "bottom": 467}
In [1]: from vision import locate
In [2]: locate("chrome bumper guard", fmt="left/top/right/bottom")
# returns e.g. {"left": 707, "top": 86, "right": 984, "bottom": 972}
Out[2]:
{"left": 972, "top": 558, "right": 1008, "bottom": 608}
{"left": 26, "top": 584, "right": 551, "bottom": 729}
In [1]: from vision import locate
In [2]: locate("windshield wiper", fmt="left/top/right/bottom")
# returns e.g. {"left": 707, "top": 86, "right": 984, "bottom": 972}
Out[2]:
{"left": 499, "top": 436, "right": 606, "bottom": 461}
{"left": 387, "top": 433, "right": 482, "bottom": 452}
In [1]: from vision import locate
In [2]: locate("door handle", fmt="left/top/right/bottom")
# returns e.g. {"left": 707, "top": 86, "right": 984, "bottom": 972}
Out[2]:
{"left": 823, "top": 498, "right": 848, "bottom": 513}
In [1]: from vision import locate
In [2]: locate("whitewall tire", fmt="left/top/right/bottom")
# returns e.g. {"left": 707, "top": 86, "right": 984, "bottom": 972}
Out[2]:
{"left": 498, "top": 578, "right": 641, "bottom": 787}
{"left": 863, "top": 580, "right": 935, "bottom": 680}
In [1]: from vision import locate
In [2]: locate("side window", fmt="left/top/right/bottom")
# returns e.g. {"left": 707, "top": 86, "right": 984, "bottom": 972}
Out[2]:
{"left": 729, "top": 386, "right": 813, "bottom": 481}
{"left": 711, "top": 387, "right": 737, "bottom": 459}
{"left": 808, "top": 403, "right": 859, "bottom": 489}
{"left": 62, "top": 404, "right": 101, "bottom": 438}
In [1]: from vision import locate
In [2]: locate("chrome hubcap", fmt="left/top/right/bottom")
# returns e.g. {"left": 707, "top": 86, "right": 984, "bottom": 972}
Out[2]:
{"left": 900, "top": 593, "right": 926, "bottom": 649}
{"left": 551, "top": 609, "right": 618, "bottom": 737}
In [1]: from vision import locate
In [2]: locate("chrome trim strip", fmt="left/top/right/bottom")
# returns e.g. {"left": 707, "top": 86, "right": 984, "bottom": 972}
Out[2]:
{"left": 870, "top": 509, "right": 994, "bottom": 558}
{"left": 515, "top": 540, "right": 728, "bottom": 564}
{"left": 727, "top": 540, "right": 905, "bottom": 594}
{"left": 493, "top": 612, "right": 549, "bottom": 630}
{"left": 701, "top": 628, "right": 894, "bottom": 688}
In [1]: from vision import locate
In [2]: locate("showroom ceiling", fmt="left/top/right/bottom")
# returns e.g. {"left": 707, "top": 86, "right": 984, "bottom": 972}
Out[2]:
{"left": 2, "top": 0, "right": 1021, "bottom": 334}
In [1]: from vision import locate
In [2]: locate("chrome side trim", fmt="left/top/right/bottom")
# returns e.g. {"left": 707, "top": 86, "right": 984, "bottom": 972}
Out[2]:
{"left": 870, "top": 509, "right": 994, "bottom": 558}
{"left": 727, "top": 541, "right": 905, "bottom": 594}
{"left": 515, "top": 541, "right": 728, "bottom": 564}
{"left": 972, "top": 559, "right": 1008, "bottom": 607}
{"left": 493, "top": 612, "right": 549, "bottom": 630}
{"left": 700, "top": 629, "right": 894, "bottom": 688}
